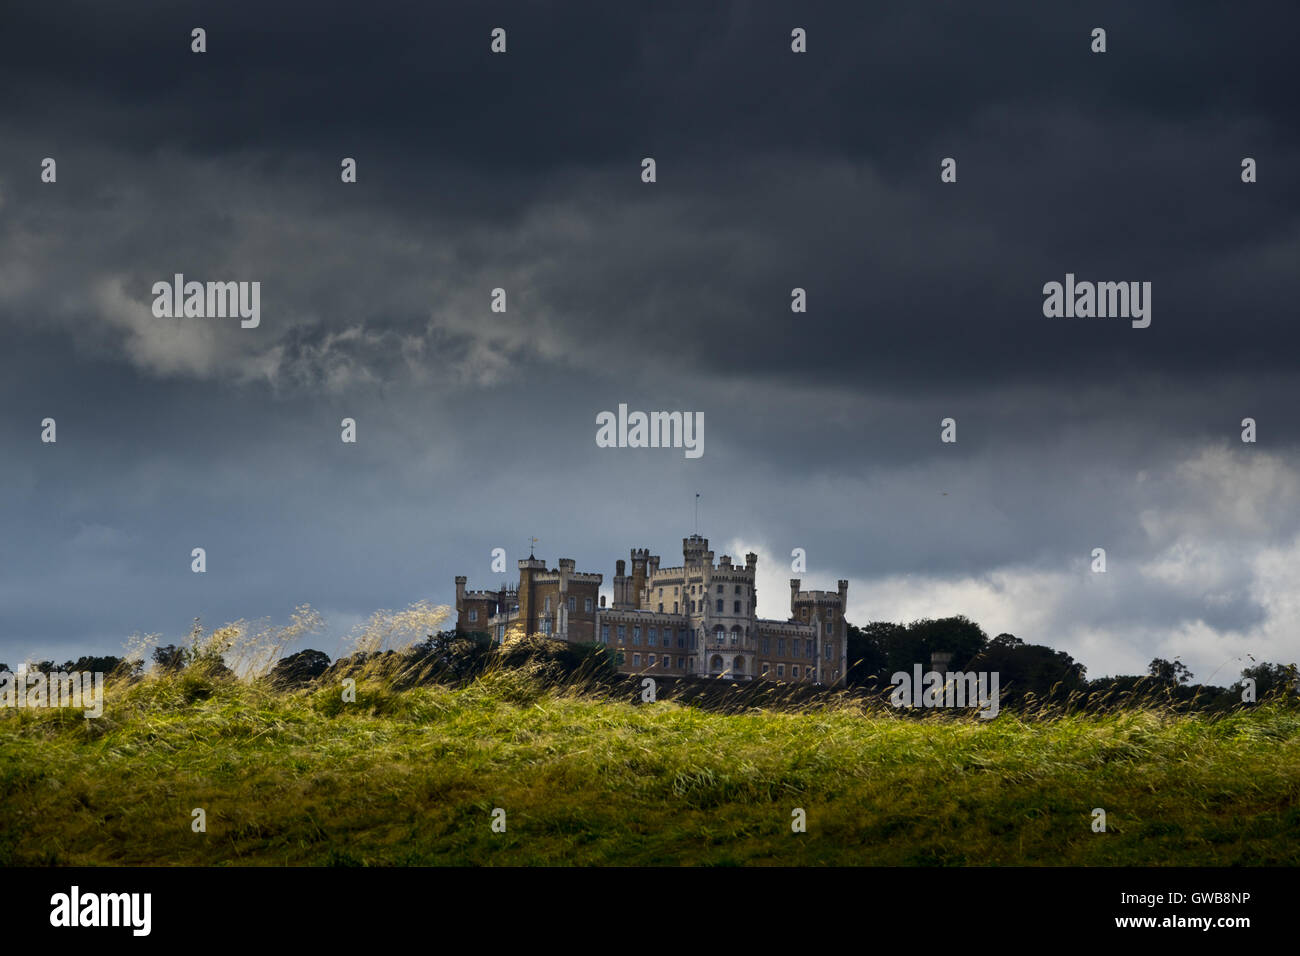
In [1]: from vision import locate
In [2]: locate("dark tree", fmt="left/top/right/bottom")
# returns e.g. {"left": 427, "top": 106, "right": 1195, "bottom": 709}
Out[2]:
{"left": 845, "top": 621, "right": 893, "bottom": 687}
{"left": 152, "top": 644, "right": 185, "bottom": 673}
{"left": 975, "top": 635, "right": 1087, "bottom": 704}
{"left": 1233, "top": 661, "right": 1299, "bottom": 700}
{"left": 1148, "top": 657, "right": 1194, "bottom": 686}
{"left": 269, "top": 649, "right": 333, "bottom": 688}
{"left": 62, "top": 655, "right": 141, "bottom": 677}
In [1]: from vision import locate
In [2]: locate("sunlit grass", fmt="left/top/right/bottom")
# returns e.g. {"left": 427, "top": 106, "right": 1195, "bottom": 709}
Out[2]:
{"left": 2, "top": 660, "right": 1296, "bottom": 866}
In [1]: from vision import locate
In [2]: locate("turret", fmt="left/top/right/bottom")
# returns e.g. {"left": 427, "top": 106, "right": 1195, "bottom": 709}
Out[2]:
{"left": 613, "top": 558, "right": 633, "bottom": 609}
{"left": 631, "top": 549, "right": 649, "bottom": 608}
{"left": 683, "top": 535, "right": 709, "bottom": 568}
{"left": 517, "top": 557, "right": 546, "bottom": 636}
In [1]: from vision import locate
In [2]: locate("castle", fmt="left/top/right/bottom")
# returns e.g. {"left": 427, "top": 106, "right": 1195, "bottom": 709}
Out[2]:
{"left": 454, "top": 535, "right": 848, "bottom": 685}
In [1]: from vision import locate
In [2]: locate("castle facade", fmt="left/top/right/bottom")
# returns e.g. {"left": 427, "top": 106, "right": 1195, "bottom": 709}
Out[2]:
{"left": 454, "top": 535, "right": 848, "bottom": 685}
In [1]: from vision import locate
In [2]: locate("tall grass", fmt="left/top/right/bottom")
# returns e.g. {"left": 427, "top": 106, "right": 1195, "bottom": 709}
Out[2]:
{"left": 2, "top": 642, "right": 1296, "bottom": 866}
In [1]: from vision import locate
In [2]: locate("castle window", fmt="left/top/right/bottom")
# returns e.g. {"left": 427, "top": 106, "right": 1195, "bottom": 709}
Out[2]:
{"left": 761, "top": 662, "right": 769, "bottom": 675}
{"left": 468, "top": 609, "right": 478, "bottom": 622}
{"left": 673, "top": 602, "right": 678, "bottom": 613}
{"left": 716, "top": 584, "right": 723, "bottom": 594}
{"left": 762, "top": 637, "right": 770, "bottom": 654}
{"left": 678, "top": 629, "right": 686, "bottom": 648}
{"left": 648, "top": 655, "right": 656, "bottom": 667}
{"left": 568, "top": 597, "right": 576, "bottom": 611}
{"left": 734, "top": 585, "right": 741, "bottom": 594}
{"left": 585, "top": 598, "right": 593, "bottom": 612}
{"left": 617, "top": 625, "right": 626, "bottom": 644}
{"left": 825, "top": 622, "right": 832, "bottom": 635}
{"left": 778, "top": 639, "right": 786, "bottom": 655}
{"left": 659, "top": 587, "right": 663, "bottom": 597}
{"left": 777, "top": 664, "right": 785, "bottom": 678}
{"left": 825, "top": 644, "right": 833, "bottom": 660}
{"left": 602, "top": 624, "right": 610, "bottom": 643}
{"left": 632, "top": 626, "right": 641, "bottom": 645}
{"left": 792, "top": 666, "right": 800, "bottom": 679}
{"left": 733, "top": 600, "right": 741, "bottom": 613}
{"left": 716, "top": 599, "right": 723, "bottom": 613}
{"left": 633, "top": 654, "right": 641, "bottom": 667}
{"left": 541, "top": 618, "right": 552, "bottom": 636}
{"left": 658, "top": 603, "right": 663, "bottom": 612}
{"left": 648, "top": 627, "right": 657, "bottom": 644}
{"left": 663, "top": 632, "right": 671, "bottom": 648}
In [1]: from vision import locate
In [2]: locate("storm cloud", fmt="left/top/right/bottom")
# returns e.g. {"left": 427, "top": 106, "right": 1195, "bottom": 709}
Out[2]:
{"left": 1, "top": 0, "right": 1297, "bottom": 680}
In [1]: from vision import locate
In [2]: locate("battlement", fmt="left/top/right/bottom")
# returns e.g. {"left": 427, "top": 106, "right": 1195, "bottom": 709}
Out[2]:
{"left": 534, "top": 571, "right": 603, "bottom": 584}
{"left": 599, "top": 608, "right": 689, "bottom": 622}
{"left": 757, "top": 618, "right": 818, "bottom": 635}
{"left": 793, "top": 590, "right": 844, "bottom": 603}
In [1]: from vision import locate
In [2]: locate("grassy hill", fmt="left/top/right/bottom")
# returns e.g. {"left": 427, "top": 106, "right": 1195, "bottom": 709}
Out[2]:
{"left": 2, "top": 664, "right": 1298, "bottom": 866}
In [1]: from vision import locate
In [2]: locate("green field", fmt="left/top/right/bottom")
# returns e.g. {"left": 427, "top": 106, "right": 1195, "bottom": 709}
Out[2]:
{"left": 3, "top": 666, "right": 1298, "bottom": 866}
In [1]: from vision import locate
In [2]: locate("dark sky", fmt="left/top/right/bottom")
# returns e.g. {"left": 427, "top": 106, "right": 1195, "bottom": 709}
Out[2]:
{"left": 1, "top": 0, "right": 1297, "bottom": 680}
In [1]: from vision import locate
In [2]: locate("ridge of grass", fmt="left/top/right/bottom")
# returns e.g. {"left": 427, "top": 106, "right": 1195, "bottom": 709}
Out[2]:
{"left": 2, "top": 667, "right": 1297, "bottom": 866}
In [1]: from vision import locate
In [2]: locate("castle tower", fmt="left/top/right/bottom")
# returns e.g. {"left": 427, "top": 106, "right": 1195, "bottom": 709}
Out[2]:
{"left": 558, "top": 558, "right": 575, "bottom": 637}
{"left": 789, "top": 578, "right": 801, "bottom": 616}
{"left": 517, "top": 556, "right": 546, "bottom": 637}
{"left": 630, "top": 549, "right": 649, "bottom": 609}
{"left": 613, "top": 558, "right": 632, "bottom": 609}
{"left": 683, "top": 535, "right": 708, "bottom": 569}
